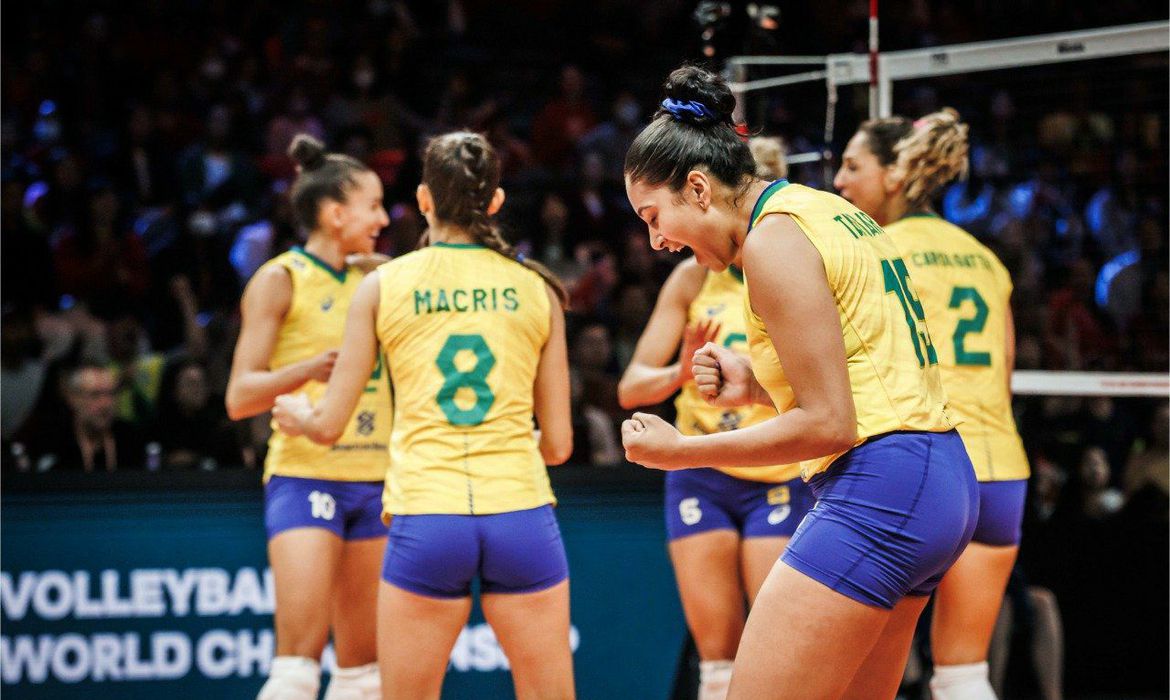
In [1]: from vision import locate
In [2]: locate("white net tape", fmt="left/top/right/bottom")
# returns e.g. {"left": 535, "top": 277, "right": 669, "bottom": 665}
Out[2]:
{"left": 1013, "top": 371, "right": 1169, "bottom": 397}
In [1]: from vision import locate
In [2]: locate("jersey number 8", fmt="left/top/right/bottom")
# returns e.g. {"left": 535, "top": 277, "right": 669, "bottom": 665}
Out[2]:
{"left": 435, "top": 334, "right": 497, "bottom": 426}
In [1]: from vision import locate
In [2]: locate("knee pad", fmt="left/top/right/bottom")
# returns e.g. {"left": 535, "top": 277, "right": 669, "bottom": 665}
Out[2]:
{"left": 257, "top": 656, "right": 321, "bottom": 700}
{"left": 323, "top": 662, "right": 381, "bottom": 700}
{"left": 699, "top": 659, "right": 734, "bottom": 700}
{"left": 930, "top": 661, "right": 996, "bottom": 700}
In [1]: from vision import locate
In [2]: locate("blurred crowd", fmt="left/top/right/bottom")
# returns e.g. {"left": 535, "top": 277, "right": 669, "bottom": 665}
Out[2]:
{"left": 1, "top": 0, "right": 1165, "bottom": 518}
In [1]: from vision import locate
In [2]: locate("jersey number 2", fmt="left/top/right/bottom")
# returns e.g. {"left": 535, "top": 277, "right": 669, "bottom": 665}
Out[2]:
{"left": 949, "top": 286, "right": 991, "bottom": 366}
{"left": 435, "top": 334, "right": 496, "bottom": 426}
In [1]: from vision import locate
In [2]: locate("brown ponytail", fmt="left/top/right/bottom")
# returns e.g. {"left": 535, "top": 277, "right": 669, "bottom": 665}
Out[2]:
{"left": 422, "top": 132, "right": 568, "bottom": 307}
{"left": 287, "top": 133, "right": 372, "bottom": 232}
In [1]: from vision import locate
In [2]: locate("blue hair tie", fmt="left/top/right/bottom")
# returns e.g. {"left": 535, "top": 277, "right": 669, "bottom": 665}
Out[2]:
{"left": 516, "top": 252, "right": 527, "bottom": 263}
{"left": 661, "top": 98, "right": 718, "bottom": 124}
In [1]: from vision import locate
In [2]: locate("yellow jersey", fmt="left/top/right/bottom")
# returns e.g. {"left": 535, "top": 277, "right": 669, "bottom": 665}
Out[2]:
{"left": 375, "top": 242, "right": 555, "bottom": 515}
{"left": 887, "top": 214, "right": 1029, "bottom": 481}
{"left": 675, "top": 266, "right": 802, "bottom": 483}
{"left": 745, "top": 181, "right": 956, "bottom": 479}
{"left": 263, "top": 247, "right": 392, "bottom": 482}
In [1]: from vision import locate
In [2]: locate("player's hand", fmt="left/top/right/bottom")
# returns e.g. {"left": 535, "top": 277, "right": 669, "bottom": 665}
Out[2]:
{"left": 692, "top": 342, "right": 757, "bottom": 407}
{"left": 621, "top": 412, "right": 687, "bottom": 470}
{"left": 678, "top": 320, "right": 721, "bottom": 383}
{"left": 346, "top": 253, "right": 392, "bottom": 273}
{"left": 307, "top": 350, "right": 339, "bottom": 383}
{"left": 272, "top": 393, "right": 312, "bottom": 437}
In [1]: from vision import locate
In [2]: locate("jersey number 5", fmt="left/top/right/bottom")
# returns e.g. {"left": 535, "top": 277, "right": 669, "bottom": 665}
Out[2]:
{"left": 881, "top": 258, "right": 938, "bottom": 368}
{"left": 435, "top": 334, "right": 496, "bottom": 426}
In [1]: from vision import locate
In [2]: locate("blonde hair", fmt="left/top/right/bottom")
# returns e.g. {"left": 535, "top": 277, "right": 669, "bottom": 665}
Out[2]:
{"left": 892, "top": 108, "right": 968, "bottom": 209}
{"left": 749, "top": 136, "right": 788, "bottom": 179}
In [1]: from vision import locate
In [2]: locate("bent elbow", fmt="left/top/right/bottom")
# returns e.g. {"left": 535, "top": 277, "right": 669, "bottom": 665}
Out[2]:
{"left": 305, "top": 422, "right": 344, "bottom": 446}
{"left": 827, "top": 418, "right": 858, "bottom": 453}
{"left": 616, "top": 381, "right": 638, "bottom": 410}
{"left": 225, "top": 393, "right": 245, "bottom": 422}
{"left": 542, "top": 431, "right": 574, "bottom": 466}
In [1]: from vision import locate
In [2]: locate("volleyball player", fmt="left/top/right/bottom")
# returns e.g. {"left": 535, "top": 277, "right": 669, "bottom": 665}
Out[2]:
{"left": 273, "top": 131, "right": 576, "bottom": 700}
{"left": 834, "top": 109, "right": 1028, "bottom": 700}
{"left": 619, "top": 65, "right": 978, "bottom": 699}
{"left": 226, "top": 134, "right": 391, "bottom": 700}
{"left": 618, "top": 140, "right": 811, "bottom": 700}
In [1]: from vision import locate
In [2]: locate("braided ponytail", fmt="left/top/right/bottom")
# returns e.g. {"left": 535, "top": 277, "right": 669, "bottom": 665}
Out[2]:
{"left": 422, "top": 132, "right": 568, "bottom": 306}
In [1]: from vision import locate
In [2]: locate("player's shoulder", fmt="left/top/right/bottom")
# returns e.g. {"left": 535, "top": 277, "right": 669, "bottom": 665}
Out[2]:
{"left": 662, "top": 256, "right": 708, "bottom": 299}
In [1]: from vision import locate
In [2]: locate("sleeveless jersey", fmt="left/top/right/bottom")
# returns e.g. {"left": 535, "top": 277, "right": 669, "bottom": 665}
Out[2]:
{"left": 263, "top": 247, "right": 392, "bottom": 482}
{"left": 887, "top": 214, "right": 1028, "bottom": 481}
{"left": 675, "top": 266, "right": 802, "bottom": 482}
{"left": 375, "top": 242, "right": 555, "bottom": 515}
{"left": 744, "top": 181, "right": 956, "bottom": 479}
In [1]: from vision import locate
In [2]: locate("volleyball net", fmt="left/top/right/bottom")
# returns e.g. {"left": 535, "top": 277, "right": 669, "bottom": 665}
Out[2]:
{"left": 729, "top": 21, "right": 1170, "bottom": 400}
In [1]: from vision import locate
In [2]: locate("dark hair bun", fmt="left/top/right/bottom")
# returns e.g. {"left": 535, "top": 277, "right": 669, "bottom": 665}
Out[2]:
{"left": 288, "top": 133, "right": 327, "bottom": 171}
{"left": 662, "top": 65, "right": 736, "bottom": 125}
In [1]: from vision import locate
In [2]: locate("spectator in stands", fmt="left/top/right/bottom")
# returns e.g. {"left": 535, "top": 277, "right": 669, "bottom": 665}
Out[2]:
{"left": 118, "top": 104, "right": 178, "bottom": 209}
{"left": 178, "top": 103, "right": 262, "bottom": 235}
{"left": 52, "top": 181, "right": 150, "bottom": 314}
{"left": 154, "top": 356, "right": 243, "bottom": 470}
{"left": 1124, "top": 401, "right": 1169, "bottom": 514}
{"left": 23, "top": 362, "right": 147, "bottom": 473}
{"left": 578, "top": 91, "right": 643, "bottom": 186}
{"left": 571, "top": 321, "right": 622, "bottom": 423}
{"left": 569, "top": 370, "right": 622, "bottom": 467}
{"left": 105, "top": 312, "right": 167, "bottom": 428}
{"left": 1045, "top": 257, "right": 1117, "bottom": 369}
{"left": 1076, "top": 445, "right": 1125, "bottom": 520}
{"left": 531, "top": 65, "right": 597, "bottom": 172}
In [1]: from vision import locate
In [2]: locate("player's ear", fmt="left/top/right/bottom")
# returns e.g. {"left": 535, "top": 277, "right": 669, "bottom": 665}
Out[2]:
{"left": 416, "top": 184, "right": 433, "bottom": 215}
{"left": 685, "top": 170, "right": 712, "bottom": 211}
{"left": 882, "top": 164, "right": 905, "bottom": 196}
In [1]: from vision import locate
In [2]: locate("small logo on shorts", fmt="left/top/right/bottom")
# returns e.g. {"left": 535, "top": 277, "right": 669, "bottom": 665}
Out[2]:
{"left": 767, "top": 505, "right": 791, "bottom": 525}
{"left": 766, "top": 485, "right": 790, "bottom": 505}
{"left": 355, "top": 411, "right": 376, "bottom": 435}
{"left": 308, "top": 490, "right": 337, "bottom": 520}
{"left": 679, "top": 497, "right": 702, "bottom": 526}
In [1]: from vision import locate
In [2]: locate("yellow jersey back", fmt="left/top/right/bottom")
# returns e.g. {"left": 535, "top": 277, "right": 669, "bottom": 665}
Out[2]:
{"left": 745, "top": 181, "right": 955, "bottom": 479}
{"left": 675, "top": 266, "right": 801, "bottom": 483}
{"left": 887, "top": 215, "right": 1028, "bottom": 481}
{"left": 375, "top": 243, "right": 554, "bottom": 515}
{"left": 263, "top": 247, "right": 392, "bottom": 482}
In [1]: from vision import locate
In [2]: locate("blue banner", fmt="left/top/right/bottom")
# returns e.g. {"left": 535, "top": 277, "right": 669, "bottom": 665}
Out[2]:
{"left": 1, "top": 483, "right": 686, "bottom": 699}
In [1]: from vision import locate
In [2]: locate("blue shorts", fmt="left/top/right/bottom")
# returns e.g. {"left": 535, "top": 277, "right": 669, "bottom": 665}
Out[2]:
{"left": 972, "top": 479, "right": 1027, "bottom": 546}
{"left": 381, "top": 504, "right": 568, "bottom": 599}
{"left": 782, "top": 430, "right": 979, "bottom": 609}
{"left": 665, "top": 468, "right": 815, "bottom": 541}
{"left": 264, "top": 476, "right": 387, "bottom": 541}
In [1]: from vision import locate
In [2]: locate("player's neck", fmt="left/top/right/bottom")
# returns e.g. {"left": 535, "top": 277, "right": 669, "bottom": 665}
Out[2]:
{"left": 428, "top": 225, "right": 477, "bottom": 246}
{"left": 875, "top": 198, "right": 910, "bottom": 227}
{"left": 731, "top": 178, "right": 772, "bottom": 266}
{"left": 302, "top": 235, "right": 347, "bottom": 271}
